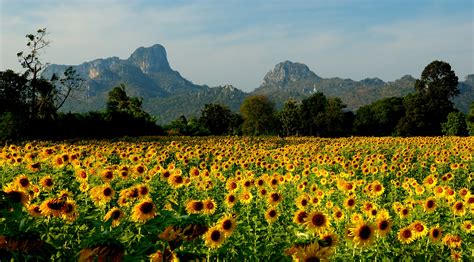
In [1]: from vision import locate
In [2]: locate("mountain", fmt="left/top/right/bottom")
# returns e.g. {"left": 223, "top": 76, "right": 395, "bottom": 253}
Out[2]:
{"left": 43, "top": 46, "right": 473, "bottom": 124}
{"left": 42, "top": 44, "right": 245, "bottom": 123}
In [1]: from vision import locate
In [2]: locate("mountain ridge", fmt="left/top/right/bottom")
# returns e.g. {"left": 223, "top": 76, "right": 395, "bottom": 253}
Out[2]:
{"left": 42, "top": 44, "right": 474, "bottom": 124}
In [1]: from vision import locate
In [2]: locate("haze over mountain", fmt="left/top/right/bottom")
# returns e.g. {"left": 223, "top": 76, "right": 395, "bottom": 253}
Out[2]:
{"left": 43, "top": 44, "right": 474, "bottom": 124}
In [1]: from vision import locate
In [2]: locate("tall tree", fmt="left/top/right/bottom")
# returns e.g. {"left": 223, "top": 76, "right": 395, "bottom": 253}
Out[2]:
{"left": 300, "top": 92, "right": 327, "bottom": 136}
{"left": 396, "top": 60, "right": 459, "bottom": 136}
{"left": 322, "top": 97, "right": 346, "bottom": 137}
{"left": 441, "top": 111, "right": 467, "bottom": 136}
{"left": 240, "top": 95, "right": 277, "bottom": 135}
{"left": 279, "top": 99, "right": 301, "bottom": 136}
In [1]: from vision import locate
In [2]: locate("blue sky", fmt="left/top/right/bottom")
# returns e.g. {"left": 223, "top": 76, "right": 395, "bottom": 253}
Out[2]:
{"left": 1, "top": 0, "right": 473, "bottom": 91}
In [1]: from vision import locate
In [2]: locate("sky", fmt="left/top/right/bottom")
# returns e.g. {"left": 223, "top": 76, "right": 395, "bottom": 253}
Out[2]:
{"left": 1, "top": 0, "right": 473, "bottom": 92}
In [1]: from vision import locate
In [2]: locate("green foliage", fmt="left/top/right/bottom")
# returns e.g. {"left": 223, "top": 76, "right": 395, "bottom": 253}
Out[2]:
{"left": 354, "top": 97, "right": 405, "bottom": 136}
{"left": 240, "top": 95, "right": 278, "bottom": 135}
{"left": 107, "top": 84, "right": 156, "bottom": 124}
{"left": 199, "top": 103, "right": 234, "bottom": 135}
{"left": 300, "top": 92, "right": 327, "bottom": 136}
{"left": 441, "top": 111, "right": 467, "bottom": 136}
{"left": 396, "top": 61, "right": 459, "bottom": 136}
{"left": 278, "top": 99, "right": 301, "bottom": 136}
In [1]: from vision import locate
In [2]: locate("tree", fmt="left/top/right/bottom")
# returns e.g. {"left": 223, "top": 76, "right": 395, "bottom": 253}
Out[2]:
{"left": 0, "top": 70, "right": 29, "bottom": 115}
{"left": 199, "top": 103, "right": 233, "bottom": 135}
{"left": 106, "top": 84, "right": 155, "bottom": 123}
{"left": 300, "top": 92, "right": 327, "bottom": 136}
{"left": 354, "top": 97, "right": 404, "bottom": 136}
{"left": 17, "top": 28, "right": 83, "bottom": 120}
{"left": 322, "top": 97, "right": 346, "bottom": 136}
{"left": 279, "top": 99, "right": 301, "bottom": 136}
{"left": 397, "top": 61, "right": 459, "bottom": 136}
{"left": 441, "top": 111, "right": 467, "bottom": 136}
{"left": 240, "top": 95, "right": 277, "bottom": 135}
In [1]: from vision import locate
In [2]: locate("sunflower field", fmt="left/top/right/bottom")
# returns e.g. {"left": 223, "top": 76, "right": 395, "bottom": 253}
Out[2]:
{"left": 1, "top": 136, "right": 473, "bottom": 261}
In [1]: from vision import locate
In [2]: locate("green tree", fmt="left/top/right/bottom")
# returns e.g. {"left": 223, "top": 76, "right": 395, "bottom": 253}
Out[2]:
{"left": 199, "top": 103, "right": 233, "bottom": 135}
{"left": 396, "top": 61, "right": 459, "bottom": 136}
{"left": 322, "top": 97, "right": 346, "bottom": 136}
{"left": 278, "top": 99, "right": 301, "bottom": 136}
{"left": 441, "top": 111, "right": 467, "bottom": 136}
{"left": 106, "top": 84, "right": 155, "bottom": 123}
{"left": 354, "top": 97, "right": 404, "bottom": 136}
{"left": 300, "top": 92, "right": 327, "bottom": 136}
{"left": 467, "top": 102, "right": 474, "bottom": 135}
{"left": 240, "top": 95, "right": 277, "bottom": 135}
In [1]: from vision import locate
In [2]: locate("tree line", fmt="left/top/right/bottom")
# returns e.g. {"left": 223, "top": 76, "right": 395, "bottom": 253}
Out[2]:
{"left": 1, "top": 29, "right": 473, "bottom": 141}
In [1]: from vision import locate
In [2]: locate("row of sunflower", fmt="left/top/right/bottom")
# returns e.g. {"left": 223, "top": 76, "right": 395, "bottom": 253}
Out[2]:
{"left": 0, "top": 136, "right": 473, "bottom": 261}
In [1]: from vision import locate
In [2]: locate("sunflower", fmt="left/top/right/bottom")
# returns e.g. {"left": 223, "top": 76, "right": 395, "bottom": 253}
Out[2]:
{"left": 168, "top": 173, "right": 184, "bottom": 189}
{"left": 332, "top": 208, "right": 345, "bottom": 223}
{"left": 293, "top": 210, "right": 308, "bottom": 225}
{"left": 27, "top": 204, "right": 42, "bottom": 217}
{"left": 104, "top": 207, "right": 124, "bottom": 227}
{"left": 295, "top": 194, "right": 311, "bottom": 210}
{"left": 186, "top": 200, "right": 205, "bottom": 214}
{"left": 76, "top": 169, "right": 88, "bottom": 182}
{"left": 4, "top": 184, "right": 29, "bottom": 205}
{"left": 203, "top": 198, "right": 217, "bottom": 215}
{"left": 319, "top": 232, "right": 338, "bottom": 249}
{"left": 295, "top": 242, "right": 332, "bottom": 262}
{"left": 268, "top": 192, "right": 283, "bottom": 206}
{"left": 240, "top": 191, "right": 253, "bottom": 205}
{"left": 40, "top": 176, "right": 54, "bottom": 190}
{"left": 428, "top": 225, "right": 442, "bottom": 242}
{"left": 423, "top": 197, "right": 437, "bottom": 213}
{"left": 265, "top": 207, "right": 279, "bottom": 224}
{"left": 410, "top": 220, "right": 428, "bottom": 239}
{"left": 203, "top": 226, "right": 226, "bottom": 249}
{"left": 217, "top": 214, "right": 237, "bottom": 236}
{"left": 131, "top": 199, "right": 157, "bottom": 223}
{"left": 452, "top": 201, "right": 466, "bottom": 216}
{"left": 304, "top": 211, "right": 330, "bottom": 233}
{"left": 40, "top": 198, "right": 65, "bottom": 217}
{"left": 14, "top": 175, "right": 30, "bottom": 191}
{"left": 397, "top": 226, "right": 416, "bottom": 244}
{"left": 442, "top": 234, "right": 462, "bottom": 249}
{"left": 224, "top": 193, "right": 237, "bottom": 208}
{"left": 349, "top": 222, "right": 375, "bottom": 247}
{"left": 461, "top": 220, "right": 473, "bottom": 233}
{"left": 61, "top": 200, "right": 78, "bottom": 221}
{"left": 343, "top": 196, "right": 356, "bottom": 210}
{"left": 101, "top": 169, "right": 114, "bottom": 182}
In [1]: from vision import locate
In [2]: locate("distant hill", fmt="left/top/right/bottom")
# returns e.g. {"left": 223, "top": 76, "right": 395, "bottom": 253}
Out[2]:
{"left": 43, "top": 45, "right": 473, "bottom": 124}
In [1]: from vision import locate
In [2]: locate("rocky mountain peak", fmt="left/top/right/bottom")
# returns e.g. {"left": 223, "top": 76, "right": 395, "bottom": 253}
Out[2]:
{"left": 128, "top": 44, "right": 171, "bottom": 74}
{"left": 262, "top": 60, "right": 321, "bottom": 87}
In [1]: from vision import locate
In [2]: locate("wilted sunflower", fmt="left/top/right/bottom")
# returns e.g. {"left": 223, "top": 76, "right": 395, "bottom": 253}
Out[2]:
{"left": 304, "top": 211, "right": 330, "bottom": 233}
{"left": 442, "top": 234, "right": 462, "bottom": 249}
{"left": 131, "top": 199, "right": 157, "bottom": 222}
{"left": 203, "top": 226, "right": 226, "bottom": 249}
{"left": 104, "top": 207, "right": 124, "bottom": 227}
{"left": 398, "top": 226, "right": 416, "bottom": 244}
{"left": 349, "top": 222, "right": 375, "bottom": 247}
{"left": 27, "top": 204, "right": 42, "bottom": 217}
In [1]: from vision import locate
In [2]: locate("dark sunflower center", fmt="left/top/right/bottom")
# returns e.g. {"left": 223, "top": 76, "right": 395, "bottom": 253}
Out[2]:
{"left": 223, "top": 220, "right": 232, "bottom": 230}
{"left": 402, "top": 229, "right": 412, "bottom": 238}
{"left": 112, "top": 210, "right": 121, "bottom": 219}
{"left": 269, "top": 210, "right": 277, "bottom": 217}
{"left": 415, "top": 224, "right": 424, "bottom": 232}
{"left": 140, "top": 187, "right": 148, "bottom": 195}
{"left": 402, "top": 209, "right": 408, "bottom": 215}
{"left": 427, "top": 200, "right": 434, "bottom": 208}
{"left": 258, "top": 180, "right": 264, "bottom": 186}
{"left": 103, "top": 188, "right": 112, "bottom": 197}
{"left": 136, "top": 166, "right": 144, "bottom": 173}
{"left": 45, "top": 179, "right": 53, "bottom": 187}
{"left": 323, "top": 236, "right": 333, "bottom": 246}
{"left": 230, "top": 182, "right": 237, "bottom": 189}
{"left": 358, "top": 225, "right": 372, "bottom": 240}
{"left": 304, "top": 256, "right": 320, "bottom": 262}
{"left": 374, "top": 185, "right": 382, "bottom": 191}
{"left": 432, "top": 229, "right": 439, "bottom": 237}
{"left": 48, "top": 200, "right": 64, "bottom": 210}
{"left": 174, "top": 176, "right": 183, "bottom": 184}
{"left": 312, "top": 214, "right": 325, "bottom": 227}
{"left": 163, "top": 171, "right": 170, "bottom": 178}
{"left": 455, "top": 203, "right": 463, "bottom": 210}
{"left": 301, "top": 199, "right": 308, "bottom": 206}
{"left": 379, "top": 221, "right": 388, "bottom": 230}
{"left": 271, "top": 193, "right": 280, "bottom": 202}
{"left": 348, "top": 199, "right": 355, "bottom": 206}
{"left": 297, "top": 212, "right": 308, "bottom": 223}
{"left": 140, "top": 202, "right": 153, "bottom": 214}
{"left": 228, "top": 195, "right": 235, "bottom": 202}
{"left": 19, "top": 178, "right": 29, "bottom": 187}
{"left": 206, "top": 202, "right": 214, "bottom": 209}
{"left": 63, "top": 203, "right": 74, "bottom": 213}
{"left": 193, "top": 201, "right": 204, "bottom": 211}
{"left": 210, "top": 230, "right": 221, "bottom": 241}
